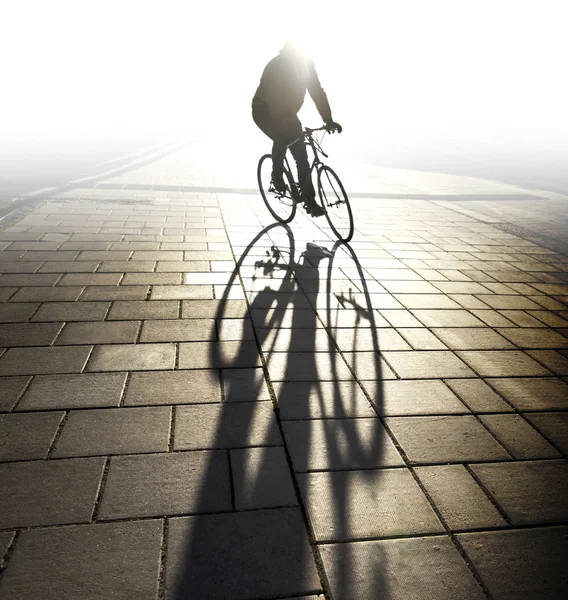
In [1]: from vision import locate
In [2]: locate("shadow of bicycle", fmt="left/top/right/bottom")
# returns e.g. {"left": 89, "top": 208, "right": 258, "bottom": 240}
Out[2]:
{"left": 167, "top": 223, "right": 389, "bottom": 599}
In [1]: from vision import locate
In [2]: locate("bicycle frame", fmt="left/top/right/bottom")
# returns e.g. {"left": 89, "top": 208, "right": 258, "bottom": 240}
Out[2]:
{"left": 283, "top": 127, "right": 329, "bottom": 190}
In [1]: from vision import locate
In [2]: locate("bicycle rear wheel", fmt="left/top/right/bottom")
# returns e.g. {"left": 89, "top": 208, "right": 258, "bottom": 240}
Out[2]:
{"left": 257, "top": 154, "right": 297, "bottom": 224}
{"left": 317, "top": 165, "right": 354, "bottom": 242}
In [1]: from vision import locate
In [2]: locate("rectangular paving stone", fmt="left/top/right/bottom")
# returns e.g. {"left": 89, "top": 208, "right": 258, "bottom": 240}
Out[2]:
{"left": 217, "top": 319, "right": 255, "bottom": 341}
{"left": 57, "top": 274, "right": 122, "bottom": 286}
{"left": 231, "top": 446, "right": 297, "bottom": 510}
{"left": 526, "top": 412, "right": 568, "bottom": 454}
{"left": 165, "top": 508, "right": 321, "bottom": 600}
{"left": 267, "top": 351, "right": 356, "bottom": 381}
{"left": 80, "top": 286, "right": 149, "bottom": 301}
{"left": 0, "top": 303, "right": 39, "bottom": 323}
{"left": 415, "top": 465, "right": 507, "bottom": 530}
{"left": 87, "top": 343, "right": 176, "bottom": 371}
{"left": 140, "top": 319, "right": 214, "bottom": 342}
{"left": 394, "top": 294, "right": 462, "bottom": 309}
{"left": 488, "top": 377, "right": 568, "bottom": 410}
{"left": 21, "top": 251, "right": 79, "bottom": 262}
{"left": 257, "top": 327, "right": 333, "bottom": 352}
{"left": 273, "top": 380, "right": 374, "bottom": 419}
{"left": 470, "top": 309, "right": 517, "bottom": 327}
{"left": 222, "top": 367, "right": 270, "bottom": 402}
{"left": 382, "top": 351, "right": 475, "bottom": 378}
{"left": 444, "top": 379, "right": 513, "bottom": 412}
{"left": 458, "top": 526, "right": 568, "bottom": 600}
{"left": 178, "top": 340, "right": 260, "bottom": 369}
{"left": 497, "top": 310, "right": 546, "bottom": 327}
{"left": 18, "top": 372, "right": 127, "bottom": 410}
{"left": 456, "top": 350, "right": 551, "bottom": 376}
{"left": 411, "top": 310, "right": 486, "bottom": 327}
{"left": 284, "top": 418, "right": 404, "bottom": 471}
{"left": 0, "top": 411, "right": 64, "bottom": 461}
{"left": 0, "top": 274, "right": 60, "bottom": 286}
{"left": 10, "top": 287, "right": 83, "bottom": 302}
{"left": 320, "top": 536, "right": 487, "bottom": 600}
{"left": 0, "top": 520, "right": 162, "bottom": 600}
{"left": 97, "top": 260, "right": 156, "bottom": 272}
{"left": 151, "top": 285, "right": 214, "bottom": 300}
{"left": 98, "top": 450, "right": 230, "bottom": 519}
{"left": 121, "top": 273, "right": 182, "bottom": 285}
{"left": 53, "top": 406, "right": 170, "bottom": 457}
{"left": 471, "top": 460, "right": 568, "bottom": 525}
{"left": 398, "top": 327, "right": 447, "bottom": 349}
{"left": 378, "top": 309, "right": 423, "bottom": 327}
{"left": 32, "top": 301, "right": 110, "bottom": 322}
{"left": 0, "top": 457, "right": 104, "bottom": 527}
{"left": 0, "top": 376, "right": 31, "bottom": 411}
{"left": 125, "top": 369, "right": 221, "bottom": 405}
{"left": 431, "top": 327, "right": 514, "bottom": 350}
{"left": 299, "top": 469, "right": 443, "bottom": 541}
{"left": 0, "top": 346, "right": 92, "bottom": 375}
{"left": 478, "top": 295, "right": 543, "bottom": 310}
{"left": 57, "top": 320, "right": 140, "bottom": 345}
{"left": 0, "top": 323, "right": 62, "bottom": 347}
{"left": 376, "top": 380, "right": 468, "bottom": 415}
{"left": 496, "top": 328, "right": 568, "bottom": 349}
{"left": 527, "top": 349, "right": 568, "bottom": 375}
{"left": 480, "top": 414, "right": 561, "bottom": 459}
{"left": 107, "top": 300, "right": 179, "bottom": 320}
{"left": 174, "top": 402, "right": 281, "bottom": 450}
{"left": 38, "top": 261, "right": 100, "bottom": 273}
{"left": 386, "top": 415, "right": 510, "bottom": 463}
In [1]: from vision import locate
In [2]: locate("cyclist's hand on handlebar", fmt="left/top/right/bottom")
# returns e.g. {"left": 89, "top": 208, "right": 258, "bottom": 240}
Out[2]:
{"left": 324, "top": 120, "right": 342, "bottom": 134}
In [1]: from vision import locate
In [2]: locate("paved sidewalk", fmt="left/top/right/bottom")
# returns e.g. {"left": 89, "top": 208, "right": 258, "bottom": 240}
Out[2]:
{"left": 0, "top": 148, "right": 567, "bottom": 599}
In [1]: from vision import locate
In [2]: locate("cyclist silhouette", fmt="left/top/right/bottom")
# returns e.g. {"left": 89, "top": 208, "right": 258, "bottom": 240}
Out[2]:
{"left": 252, "top": 40, "right": 342, "bottom": 217}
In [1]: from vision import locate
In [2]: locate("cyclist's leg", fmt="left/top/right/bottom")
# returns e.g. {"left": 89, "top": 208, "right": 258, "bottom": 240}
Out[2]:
{"left": 253, "top": 107, "right": 288, "bottom": 192}
{"left": 287, "top": 119, "right": 324, "bottom": 216}
{"left": 288, "top": 118, "right": 317, "bottom": 198}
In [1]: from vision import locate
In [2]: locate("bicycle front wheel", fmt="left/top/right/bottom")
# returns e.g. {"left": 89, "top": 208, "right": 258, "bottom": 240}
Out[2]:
{"left": 257, "top": 154, "right": 297, "bottom": 224}
{"left": 317, "top": 165, "right": 354, "bottom": 242}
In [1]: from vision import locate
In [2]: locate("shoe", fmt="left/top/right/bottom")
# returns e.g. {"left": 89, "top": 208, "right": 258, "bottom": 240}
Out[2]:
{"left": 306, "top": 201, "right": 325, "bottom": 218}
{"left": 271, "top": 171, "right": 287, "bottom": 194}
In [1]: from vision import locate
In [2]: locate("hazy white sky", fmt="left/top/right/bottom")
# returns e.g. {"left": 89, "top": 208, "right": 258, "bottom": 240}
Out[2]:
{"left": 1, "top": 0, "right": 566, "bottom": 143}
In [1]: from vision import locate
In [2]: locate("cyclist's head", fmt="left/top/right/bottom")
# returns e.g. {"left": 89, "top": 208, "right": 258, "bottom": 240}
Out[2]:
{"left": 280, "top": 38, "right": 308, "bottom": 59}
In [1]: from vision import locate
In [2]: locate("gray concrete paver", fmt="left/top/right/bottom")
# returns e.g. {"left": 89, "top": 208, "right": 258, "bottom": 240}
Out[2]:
{"left": 165, "top": 508, "right": 321, "bottom": 599}
{"left": 98, "top": 450, "right": 231, "bottom": 520}
{"left": 0, "top": 345, "right": 93, "bottom": 375}
{"left": 0, "top": 520, "right": 162, "bottom": 600}
{"left": 173, "top": 402, "right": 281, "bottom": 450}
{"left": 458, "top": 526, "right": 568, "bottom": 600}
{"left": 470, "top": 460, "right": 568, "bottom": 525}
{"left": 320, "top": 535, "right": 487, "bottom": 600}
{"left": 52, "top": 406, "right": 171, "bottom": 457}
{"left": 0, "top": 411, "right": 64, "bottom": 461}
{"left": 0, "top": 457, "right": 104, "bottom": 528}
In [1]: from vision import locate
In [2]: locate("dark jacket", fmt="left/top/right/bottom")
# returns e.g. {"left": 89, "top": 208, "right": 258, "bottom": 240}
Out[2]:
{"left": 252, "top": 50, "right": 333, "bottom": 123}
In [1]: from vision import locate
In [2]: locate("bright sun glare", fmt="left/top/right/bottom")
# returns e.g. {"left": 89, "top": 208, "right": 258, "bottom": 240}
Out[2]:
{"left": 1, "top": 0, "right": 566, "bottom": 145}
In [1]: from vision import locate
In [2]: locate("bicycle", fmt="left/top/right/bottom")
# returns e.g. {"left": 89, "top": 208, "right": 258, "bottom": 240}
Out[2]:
{"left": 257, "top": 126, "right": 354, "bottom": 242}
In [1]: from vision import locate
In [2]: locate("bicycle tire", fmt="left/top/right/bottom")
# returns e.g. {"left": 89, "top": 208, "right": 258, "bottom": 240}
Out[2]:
{"left": 257, "top": 154, "right": 297, "bottom": 224}
{"left": 317, "top": 165, "right": 354, "bottom": 242}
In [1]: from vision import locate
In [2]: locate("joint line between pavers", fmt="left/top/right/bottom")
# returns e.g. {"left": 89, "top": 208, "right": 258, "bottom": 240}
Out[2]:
{"left": 156, "top": 518, "right": 169, "bottom": 600}
{"left": 464, "top": 463, "right": 514, "bottom": 526}
{"left": 0, "top": 530, "right": 19, "bottom": 583}
{"left": 91, "top": 456, "right": 111, "bottom": 522}
{"left": 46, "top": 411, "right": 69, "bottom": 459}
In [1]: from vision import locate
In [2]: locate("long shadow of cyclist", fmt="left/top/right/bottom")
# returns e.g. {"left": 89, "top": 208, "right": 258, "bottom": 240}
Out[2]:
{"left": 167, "top": 223, "right": 389, "bottom": 599}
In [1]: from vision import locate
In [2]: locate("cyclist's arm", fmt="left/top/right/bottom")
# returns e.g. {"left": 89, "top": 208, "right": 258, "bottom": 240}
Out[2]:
{"left": 307, "top": 60, "right": 333, "bottom": 123}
